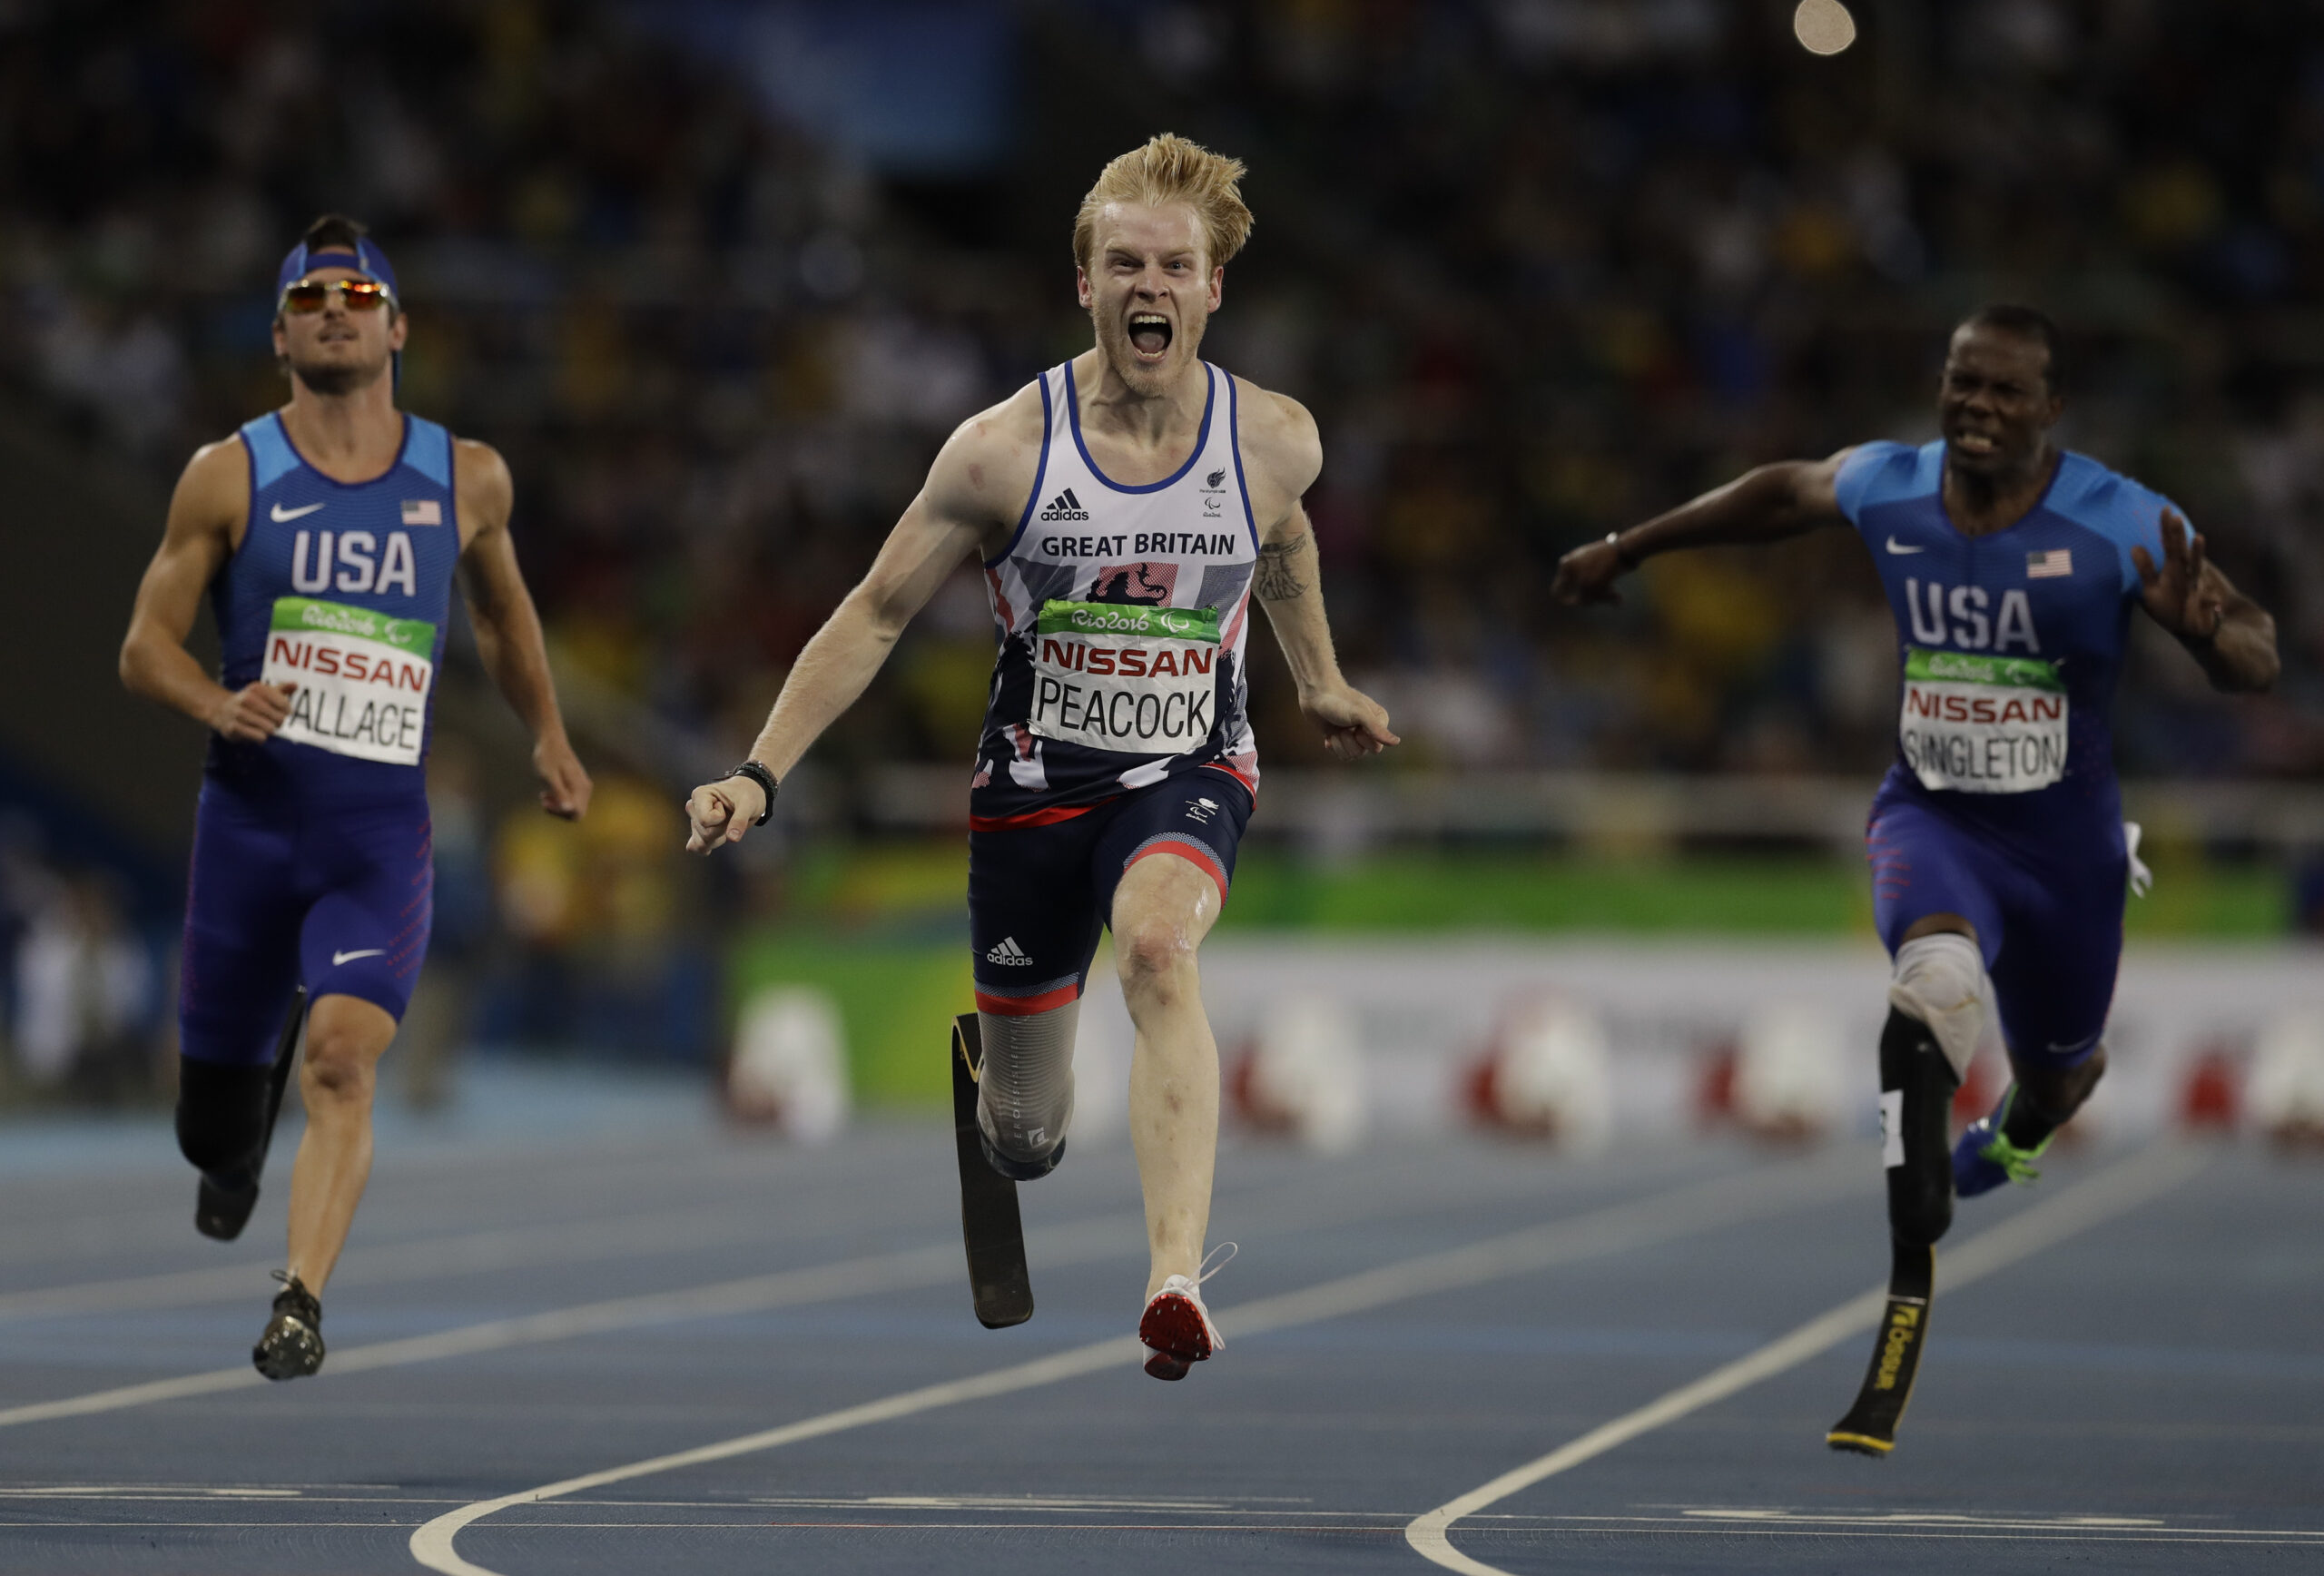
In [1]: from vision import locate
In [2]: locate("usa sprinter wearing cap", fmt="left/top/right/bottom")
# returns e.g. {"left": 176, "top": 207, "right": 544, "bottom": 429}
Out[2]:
{"left": 121, "top": 215, "right": 590, "bottom": 1378}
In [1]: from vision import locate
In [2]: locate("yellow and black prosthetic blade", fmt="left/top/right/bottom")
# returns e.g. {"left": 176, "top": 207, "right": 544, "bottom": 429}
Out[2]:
{"left": 1828, "top": 1237, "right": 1935, "bottom": 1455}
{"left": 951, "top": 1013, "right": 1034, "bottom": 1329}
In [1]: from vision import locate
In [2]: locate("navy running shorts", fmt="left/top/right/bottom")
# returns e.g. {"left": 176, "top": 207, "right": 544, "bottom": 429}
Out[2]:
{"left": 968, "top": 771, "right": 1253, "bottom": 1019}
{"left": 1866, "top": 786, "right": 2125, "bottom": 1069}
{"left": 179, "top": 775, "right": 434, "bottom": 1066}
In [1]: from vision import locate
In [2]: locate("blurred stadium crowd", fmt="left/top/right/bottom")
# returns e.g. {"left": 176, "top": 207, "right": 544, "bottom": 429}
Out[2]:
{"left": 5, "top": 1, "right": 2324, "bottom": 1087}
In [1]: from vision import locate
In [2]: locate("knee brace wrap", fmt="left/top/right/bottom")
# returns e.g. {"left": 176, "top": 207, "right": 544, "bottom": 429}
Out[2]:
{"left": 1879, "top": 1008, "right": 1960, "bottom": 1246}
{"left": 976, "top": 1001, "right": 1079, "bottom": 1168}
{"left": 1887, "top": 931, "right": 1985, "bottom": 1080}
{"left": 175, "top": 1057, "right": 272, "bottom": 1187}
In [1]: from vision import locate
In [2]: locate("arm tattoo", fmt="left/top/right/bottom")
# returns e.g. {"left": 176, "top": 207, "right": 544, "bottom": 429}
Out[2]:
{"left": 1254, "top": 536, "right": 1311, "bottom": 601}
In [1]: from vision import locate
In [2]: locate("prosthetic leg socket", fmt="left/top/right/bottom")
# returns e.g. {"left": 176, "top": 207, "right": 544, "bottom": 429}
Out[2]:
{"left": 975, "top": 1001, "right": 1078, "bottom": 1181}
{"left": 176, "top": 1057, "right": 271, "bottom": 1190}
{"left": 1880, "top": 1007, "right": 1961, "bottom": 1247}
{"left": 1886, "top": 931, "right": 1985, "bottom": 1081}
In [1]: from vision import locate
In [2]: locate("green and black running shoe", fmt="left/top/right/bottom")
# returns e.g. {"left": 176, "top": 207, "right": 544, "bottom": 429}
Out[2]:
{"left": 252, "top": 1272, "right": 325, "bottom": 1381}
{"left": 1953, "top": 1086, "right": 2053, "bottom": 1197}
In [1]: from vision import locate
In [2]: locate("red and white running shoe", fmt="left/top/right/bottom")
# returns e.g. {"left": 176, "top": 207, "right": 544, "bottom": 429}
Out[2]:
{"left": 1137, "top": 1243, "right": 1235, "bottom": 1381}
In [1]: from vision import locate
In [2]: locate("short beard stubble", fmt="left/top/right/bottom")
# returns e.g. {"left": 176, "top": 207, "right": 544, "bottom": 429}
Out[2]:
{"left": 285, "top": 352, "right": 389, "bottom": 398}
{"left": 1094, "top": 302, "right": 1206, "bottom": 399}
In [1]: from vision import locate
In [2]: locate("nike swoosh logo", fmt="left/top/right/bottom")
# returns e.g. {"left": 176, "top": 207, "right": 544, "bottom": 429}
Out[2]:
{"left": 1885, "top": 537, "right": 1925, "bottom": 555}
{"left": 330, "top": 949, "right": 385, "bottom": 966}
{"left": 271, "top": 501, "right": 325, "bottom": 522}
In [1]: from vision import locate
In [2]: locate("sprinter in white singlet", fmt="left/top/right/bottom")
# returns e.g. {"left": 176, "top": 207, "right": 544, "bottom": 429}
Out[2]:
{"left": 686, "top": 134, "right": 1395, "bottom": 1380}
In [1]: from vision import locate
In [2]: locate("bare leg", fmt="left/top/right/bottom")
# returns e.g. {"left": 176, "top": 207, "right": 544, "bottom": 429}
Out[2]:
{"left": 1112, "top": 854, "right": 1224, "bottom": 1301}
{"left": 284, "top": 992, "right": 397, "bottom": 1294}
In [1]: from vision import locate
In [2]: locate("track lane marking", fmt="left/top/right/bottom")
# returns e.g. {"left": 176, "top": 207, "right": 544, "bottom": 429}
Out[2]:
{"left": 408, "top": 1152, "right": 1872, "bottom": 1575}
{"left": 1403, "top": 1142, "right": 2211, "bottom": 1575}
{"left": 0, "top": 1203, "right": 917, "bottom": 1323}
{"left": 0, "top": 1225, "right": 1121, "bottom": 1431}
{"left": 18, "top": 1520, "right": 2324, "bottom": 1545}
{"left": 0, "top": 1122, "right": 1671, "bottom": 1322}
{"left": 0, "top": 1138, "right": 1728, "bottom": 1424}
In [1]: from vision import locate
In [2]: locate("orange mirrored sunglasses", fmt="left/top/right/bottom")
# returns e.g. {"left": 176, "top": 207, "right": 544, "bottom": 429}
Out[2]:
{"left": 281, "top": 279, "right": 393, "bottom": 313}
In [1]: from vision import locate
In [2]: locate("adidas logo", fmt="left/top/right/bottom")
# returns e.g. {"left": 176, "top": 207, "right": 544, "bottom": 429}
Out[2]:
{"left": 1039, "top": 488, "right": 1090, "bottom": 523}
{"left": 985, "top": 936, "right": 1035, "bottom": 966}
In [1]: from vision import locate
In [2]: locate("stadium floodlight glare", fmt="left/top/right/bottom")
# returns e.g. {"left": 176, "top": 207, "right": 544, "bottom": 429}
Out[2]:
{"left": 1794, "top": 0, "right": 1857, "bottom": 55}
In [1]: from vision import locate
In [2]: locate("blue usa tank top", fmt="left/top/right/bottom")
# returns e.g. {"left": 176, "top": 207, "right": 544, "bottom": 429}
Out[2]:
{"left": 1835, "top": 439, "right": 2171, "bottom": 858}
{"left": 206, "top": 410, "right": 461, "bottom": 803}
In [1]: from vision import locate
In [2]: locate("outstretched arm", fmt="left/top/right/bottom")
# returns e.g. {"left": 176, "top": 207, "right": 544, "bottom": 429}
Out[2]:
{"left": 120, "top": 438, "right": 298, "bottom": 742}
{"left": 457, "top": 440, "right": 591, "bottom": 819}
{"left": 1244, "top": 388, "right": 1397, "bottom": 762}
{"left": 1551, "top": 451, "right": 1854, "bottom": 606}
{"left": 1255, "top": 505, "right": 1398, "bottom": 761}
{"left": 2133, "top": 509, "right": 2279, "bottom": 694}
{"left": 684, "top": 412, "right": 1011, "bottom": 852}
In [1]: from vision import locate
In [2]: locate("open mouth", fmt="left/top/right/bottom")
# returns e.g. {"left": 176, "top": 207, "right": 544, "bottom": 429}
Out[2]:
{"left": 1128, "top": 311, "right": 1172, "bottom": 360}
{"left": 1950, "top": 428, "right": 1998, "bottom": 456}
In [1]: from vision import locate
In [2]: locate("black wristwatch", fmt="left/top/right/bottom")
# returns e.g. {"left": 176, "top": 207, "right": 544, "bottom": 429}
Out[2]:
{"left": 728, "top": 760, "right": 778, "bottom": 825}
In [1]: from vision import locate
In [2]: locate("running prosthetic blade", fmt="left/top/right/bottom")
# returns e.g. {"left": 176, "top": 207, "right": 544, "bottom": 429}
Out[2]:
{"left": 951, "top": 1014, "right": 1034, "bottom": 1329}
{"left": 1828, "top": 1237, "right": 1935, "bottom": 1454}
{"left": 195, "top": 988, "right": 309, "bottom": 1243}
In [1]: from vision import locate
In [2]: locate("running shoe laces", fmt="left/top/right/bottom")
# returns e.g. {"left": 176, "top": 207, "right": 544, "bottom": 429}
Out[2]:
{"left": 1974, "top": 1088, "right": 2052, "bottom": 1186}
{"left": 1974, "top": 1126, "right": 2051, "bottom": 1186}
{"left": 1138, "top": 1242, "right": 1236, "bottom": 1383}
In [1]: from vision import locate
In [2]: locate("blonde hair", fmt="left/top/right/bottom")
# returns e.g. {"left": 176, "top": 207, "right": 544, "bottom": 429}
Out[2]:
{"left": 1073, "top": 133, "right": 1254, "bottom": 272}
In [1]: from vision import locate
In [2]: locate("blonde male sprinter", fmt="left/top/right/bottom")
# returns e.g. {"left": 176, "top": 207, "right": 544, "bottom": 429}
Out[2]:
{"left": 686, "top": 136, "right": 1395, "bottom": 1379}
{"left": 122, "top": 215, "right": 590, "bottom": 1378}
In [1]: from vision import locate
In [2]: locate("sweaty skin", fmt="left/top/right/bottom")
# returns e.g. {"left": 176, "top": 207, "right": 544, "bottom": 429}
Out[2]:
{"left": 121, "top": 262, "right": 590, "bottom": 1292}
{"left": 686, "top": 199, "right": 1396, "bottom": 1296}
{"left": 1548, "top": 319, "right": 2279, "bottom": 1129}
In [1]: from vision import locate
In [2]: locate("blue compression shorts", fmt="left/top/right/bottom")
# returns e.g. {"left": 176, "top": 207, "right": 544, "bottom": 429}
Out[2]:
{"left": 1866, "top": 783, "right": 2125, "bottom": 1069}
{"left": 178, "top": 774, "right": 434, "bottom": 1066}
{"left": 968, "top": 772, "right": 1252, "bottom": 1018}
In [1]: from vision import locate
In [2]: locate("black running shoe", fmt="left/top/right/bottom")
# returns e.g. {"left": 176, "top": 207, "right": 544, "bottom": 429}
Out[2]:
{"left": 195, "top": 1172, "right": 260, "bottom": 1242}
{"left": 252, "top": 1272, "right": 324, "bottom": 1381}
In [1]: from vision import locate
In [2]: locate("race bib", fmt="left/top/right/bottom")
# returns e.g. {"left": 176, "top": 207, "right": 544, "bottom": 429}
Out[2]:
{"left": 1898, "top": 647, "right": 2066, "bottom": 794}
{"left": 259, "top": 596, "right": 436, "bottom": 766}
{"left": 1028, "top": 600, "right": 1221, "bottom": 755}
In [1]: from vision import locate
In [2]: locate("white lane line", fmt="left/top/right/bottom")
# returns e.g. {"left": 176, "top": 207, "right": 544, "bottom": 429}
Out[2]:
{"left": 408, "top": 1153, "right": 1872, "bottom": 1576}
{"left": 0, "top": 1138, "right": 1724, "bottom": 1424}
{"left": 0, "top": 1213, "right": 1134, "bottom": 1432}
{"left": 25, "top": 1522, "right": 2324, "bottom": 1545}
{"left": 1403, "top": 1142, "right": 2211, "bottom": 1575}
{"left": 0, "top": 1119, "right": 1646, "bottom": 1322}
{"left": 0, "top": 1205, "right": 891, "bottom": 1323}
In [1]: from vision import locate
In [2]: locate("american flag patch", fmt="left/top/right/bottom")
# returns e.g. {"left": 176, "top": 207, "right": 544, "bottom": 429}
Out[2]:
{"left": 401, "top": 498, "right": 443, "bottom": 526}
{"left": 2026, "top": 548, "right": 2072, "bottom": 578}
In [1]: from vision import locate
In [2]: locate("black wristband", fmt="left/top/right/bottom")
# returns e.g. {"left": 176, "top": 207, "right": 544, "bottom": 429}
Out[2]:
{"left": 728, "top": 760, "right": 778, "bottom": 826}
{"left": 1607, "top": 530, "right": 1637, "bottom": 570}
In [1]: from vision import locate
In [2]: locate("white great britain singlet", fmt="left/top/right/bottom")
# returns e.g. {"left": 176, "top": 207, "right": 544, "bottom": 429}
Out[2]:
{"left": 970, "top": 360, "right": 1260, "bottom": 829}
